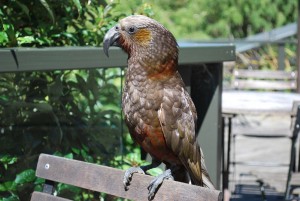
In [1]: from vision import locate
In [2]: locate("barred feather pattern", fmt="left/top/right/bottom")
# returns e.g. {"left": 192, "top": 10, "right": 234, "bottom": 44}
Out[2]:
{"left": 112, "top": 15, "right": 215, "bottom": 189}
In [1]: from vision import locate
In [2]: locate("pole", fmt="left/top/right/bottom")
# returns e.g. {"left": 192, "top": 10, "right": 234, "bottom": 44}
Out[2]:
{"left": 297, "top": 0, "right": 300, "bottom": 92}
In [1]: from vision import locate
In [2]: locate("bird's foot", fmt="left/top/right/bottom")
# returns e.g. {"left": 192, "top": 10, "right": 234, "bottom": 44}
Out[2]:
{"left": 123, "top": 166, "right": 145, "bottom": 190}
{"left": 147, "top": 169, "right": 174, "bottom": 200}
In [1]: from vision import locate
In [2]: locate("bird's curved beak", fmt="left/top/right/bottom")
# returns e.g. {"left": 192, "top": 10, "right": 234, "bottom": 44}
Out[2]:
{"left": 103, "top": 26, "right": 120, "bottom": 57}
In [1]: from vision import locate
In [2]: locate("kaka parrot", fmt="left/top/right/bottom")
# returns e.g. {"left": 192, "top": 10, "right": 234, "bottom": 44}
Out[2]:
{"left": 103, "top": 15, "right": 214, "bottom": 200}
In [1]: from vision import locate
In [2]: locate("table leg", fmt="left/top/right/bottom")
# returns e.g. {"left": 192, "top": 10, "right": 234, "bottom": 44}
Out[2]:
{"left": 222, "top": 115, "right": 233, "bottom": 192}
{"left": 226, "top": 117, "right": 232, "bottom": 187}
{"left": 222, "top": 117, "right": 226, "bottom": 190}
{"left": 295, "top": 138, "right": 300, "bottom": 172}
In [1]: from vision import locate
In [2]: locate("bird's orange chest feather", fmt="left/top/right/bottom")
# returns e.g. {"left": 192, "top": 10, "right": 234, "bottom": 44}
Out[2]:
{"left": 147, "top": 59, "right": 177, "bottom": 80}
{"left": 134, "top": 123, "right": 180, "bottom": 164}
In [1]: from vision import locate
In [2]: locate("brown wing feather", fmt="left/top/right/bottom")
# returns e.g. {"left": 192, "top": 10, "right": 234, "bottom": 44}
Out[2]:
{"left": 157, "top": 76, "right": 214, "bottom": 189}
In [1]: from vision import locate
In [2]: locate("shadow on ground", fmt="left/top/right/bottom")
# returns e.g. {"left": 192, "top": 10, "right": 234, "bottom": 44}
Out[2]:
{"left": 231, "top": 184, "right": 284, "bottom": 201}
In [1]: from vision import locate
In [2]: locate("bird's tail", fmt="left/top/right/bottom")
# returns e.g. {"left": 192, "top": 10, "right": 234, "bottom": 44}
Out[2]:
{"left": 188, "top": 144, "right": 215, "bottom": 189}
{"left": 199, "top": 147, "right": 215, "bottom": 189}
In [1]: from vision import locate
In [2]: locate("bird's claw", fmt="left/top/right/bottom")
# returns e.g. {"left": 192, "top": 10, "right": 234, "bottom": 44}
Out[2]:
{"left": 123, "top": 166, "right": 145, "bottom": 190}
{"left": 147, "top": 169, "right": 174, "bottom": 200}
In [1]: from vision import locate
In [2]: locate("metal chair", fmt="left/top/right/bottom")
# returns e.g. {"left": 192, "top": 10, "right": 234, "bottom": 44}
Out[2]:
{"left": 285, "top": 105, "right": 300, "bottom": 200}
{"left": 232, "top": 69, "right": 297, "bottom": 91}
{"left": 222, "top": 69, "right": 298, "bottom": 192}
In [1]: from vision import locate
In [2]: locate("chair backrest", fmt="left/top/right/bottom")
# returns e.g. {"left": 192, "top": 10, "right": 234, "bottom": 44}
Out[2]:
{"left": 290, "top": 102, "right": 300, "bottom": 172}
{"left": 285, "top": 105, "right": 300, "bottom": 199}
{"left": 232, "top": 69, "right": 297, "bottom": 91}
{"left": 31, "top": 154, "right": 222, "bottom": 201}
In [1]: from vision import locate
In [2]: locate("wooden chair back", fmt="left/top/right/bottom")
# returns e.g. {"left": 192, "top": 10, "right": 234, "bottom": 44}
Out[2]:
{"left": 31, "top": 154, "right": 222, "bottom": 201}
{"left": 232, "top": 69, "right": 297, "bottom": 91}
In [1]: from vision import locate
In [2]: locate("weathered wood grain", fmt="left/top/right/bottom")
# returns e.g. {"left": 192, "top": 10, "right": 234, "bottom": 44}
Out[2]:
{"left": 31, "top": 192, "right": 71, "bottom": 201}
{"left": 234, "top": 79, "right": 296, "bottom": 90}
{"left": 34, "top": 154, "right": 222, "bottom": 201}
{"left": 234, "top": 69, "right": 297, "bottom": 80}
{"left": 232, "top": 69, "right": 297, "bottom": 91}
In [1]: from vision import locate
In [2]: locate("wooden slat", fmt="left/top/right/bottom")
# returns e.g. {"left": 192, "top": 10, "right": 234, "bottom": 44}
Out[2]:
{"left": 31, "top": 192, "right": 71, "bottom": 201}
{"left": 36, "top": 154, "right": 222, "bottom": 201}
{"left": 234, "top": 69, "right": 297, "bottom": 80}
{"left": 232, "top": 69, "right": 297, "bottom": 91}
{"left": 233, "top": 80, "right": 297, "bottom": 90}
{"left": 233, "top": 124, "right": 292, "bottom": 137}
{"left": 290, "top": 173, "right": 300, "bottom": 186}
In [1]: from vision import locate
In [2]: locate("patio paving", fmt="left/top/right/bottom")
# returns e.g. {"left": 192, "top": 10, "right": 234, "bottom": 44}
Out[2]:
{"left": 226, "top": 114, "right": 292, "bottom": 200}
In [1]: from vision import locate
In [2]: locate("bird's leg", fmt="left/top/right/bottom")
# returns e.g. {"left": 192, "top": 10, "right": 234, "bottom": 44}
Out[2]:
{"left": 147, "top": 165, "right": 178, "bottom": 200}
{"left": 123, "top": 159, "right": 161, "bottom": 190}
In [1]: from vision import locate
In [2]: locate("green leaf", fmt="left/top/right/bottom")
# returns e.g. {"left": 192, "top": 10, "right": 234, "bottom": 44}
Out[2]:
{"left": 17, "top": 36, "right": 35, "bottom": 45}
{"left": 1, "top": 194, "right": 19, "bottom": 201}
{"left": 0, "top": 154, "right": 18, "bottom": 165}
{"left": 34, "top": 178, "right": 45, "bottom": 185}
{"left": 64, "top": 153, "right": 73, "bottom": 159}
{"left": 0, "top": 32, "right": 8, "bottom": 43}
{"left": 57, "top": 183, "right": 81, "bottom": 196}
{"left": 39, "top": 0, "right": 55, "bottom": 23}
{"left": 72, "top": 0, "right": 82, "bottom": 14}
{"left": 147, "top": 167, "right": 163, "bottom": 177}
{"left": 80, "top": 149, "right": 93, "bottom": 163}
{"left": 2, "top": 23, "right": 17, "bottom": 46}
{"left": 0, "top": 181, "right": 16, "bottom": 192}
{"left": 15, "top": 169, "right": 36, "bottom": 184}
{"left": 71, "top": 147, "right": 80, "bottom": 155}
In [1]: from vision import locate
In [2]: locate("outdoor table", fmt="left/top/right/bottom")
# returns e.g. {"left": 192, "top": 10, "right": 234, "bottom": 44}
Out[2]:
{"left": 222, "top": 90, "right": 300, "bottom": 191}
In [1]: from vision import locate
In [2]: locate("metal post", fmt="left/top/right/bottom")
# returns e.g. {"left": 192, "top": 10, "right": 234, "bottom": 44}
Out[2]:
{"left": 297, "top": 0, "right": 300, "bottom": 92}
{"left": 278, "top": 42, "right": 285, "bottom": 70}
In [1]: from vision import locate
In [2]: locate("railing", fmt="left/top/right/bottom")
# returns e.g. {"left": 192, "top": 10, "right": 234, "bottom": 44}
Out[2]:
{"left": 0, "top": 43, "right": 234, "bottom": 71}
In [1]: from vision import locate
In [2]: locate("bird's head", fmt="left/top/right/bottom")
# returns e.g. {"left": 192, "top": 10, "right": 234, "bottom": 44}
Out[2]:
{"left": 103, "top": 15, "right": 178, "bottom": 68}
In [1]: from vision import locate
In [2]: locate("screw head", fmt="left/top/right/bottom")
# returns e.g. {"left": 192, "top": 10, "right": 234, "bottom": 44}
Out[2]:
{"left": 45, "top": 163, "right": 50, "bottom": 169}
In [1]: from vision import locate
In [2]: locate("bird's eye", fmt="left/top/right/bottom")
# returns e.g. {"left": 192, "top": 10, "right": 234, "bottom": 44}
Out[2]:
{"left": 128, "top": 26, "right": 136, "bottom": 34}
{"left": 115, "top": 26, "right": 119, "bottom": 31}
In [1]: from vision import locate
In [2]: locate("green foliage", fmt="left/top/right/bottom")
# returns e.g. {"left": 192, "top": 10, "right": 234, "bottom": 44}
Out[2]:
{"left": 0, "top": 68, "right": 128, "bottom": 200}
{"left": 0, "top": 0, "right": 297, "bottom": 47}
{"left": 235, "top": 42, "right": 297, "bottom": 71}
{"left": 1, "top": 0, "right": 297, "bottom": 45}
{"left": 1, "top": 1, "right": 129, "bottom": 200}
{"left": 0, "top": 0, "right": 124, "bottom": 47}
{"left": 116, "top": 0, "right": 297, "bottom": 39}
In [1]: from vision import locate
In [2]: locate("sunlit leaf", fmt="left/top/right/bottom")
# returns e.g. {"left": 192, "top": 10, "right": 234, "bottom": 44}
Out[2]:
{"left": 64, "top": 153, "right": 73, "bottom": 159}
{"left": 72, "top": 0, "right": 82, "bottom": 15}
{"left": 0, "top": 32, "right": 8, "bottom": 43}
{"left": 17, "top": 36, "right": 35, "bottom": 45}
